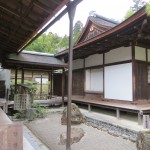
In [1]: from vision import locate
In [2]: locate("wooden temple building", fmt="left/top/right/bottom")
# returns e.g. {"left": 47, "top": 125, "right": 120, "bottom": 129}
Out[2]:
{"left": 55, "top": 6, "right": 150, "bottom": 122}
{"left": 1, "top": 1, "right": 150, "bottom": 149}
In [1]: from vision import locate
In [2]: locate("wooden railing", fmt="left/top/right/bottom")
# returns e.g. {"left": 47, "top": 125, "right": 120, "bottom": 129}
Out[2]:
{"left": 0, "top": 108, "right": 23, "bottom": 150}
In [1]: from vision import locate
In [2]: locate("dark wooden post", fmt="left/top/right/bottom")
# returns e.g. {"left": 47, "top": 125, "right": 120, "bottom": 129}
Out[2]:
{"left": 62, "top": 68, "right": 65, "bottom": 106}
{"left": 132, "top": 43, "right": 136, "bottom": 101}
{"left": 21, "top": 69, "right": 24, "bottom": 84}
{"left": 15, "top": 68, "right": 18, "bottom": 94}
{"left": 50, "top": 71, "right": 53, "bottom": 98}
{"left": 40, "top": 73, "right": 43, "bottom": 99}
{"left": 83, "top": 58, "right": 85, "bottom": 97}
{"left": 103, "top": 53, "right": 105, "bottom": 99}
{"left": 66, "top": 3, "right": 76, "bottom": 150}
{"left": 21, "top": 69, "right": 24, "bottom": 94}
{"left": 32, "top": 71, "right": 34, "bottom": 81}
{"left": 48, "top": 72, "right": 51, "bottom": 99}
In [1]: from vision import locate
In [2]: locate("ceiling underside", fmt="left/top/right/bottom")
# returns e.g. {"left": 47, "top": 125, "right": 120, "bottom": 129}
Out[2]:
{"left": 0, "top": 0, "right": 69, "bottom": 61}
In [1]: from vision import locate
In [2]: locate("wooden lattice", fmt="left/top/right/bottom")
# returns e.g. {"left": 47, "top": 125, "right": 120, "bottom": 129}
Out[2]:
{"left": 14, "top": 94, "right": 32, "bottom": 110}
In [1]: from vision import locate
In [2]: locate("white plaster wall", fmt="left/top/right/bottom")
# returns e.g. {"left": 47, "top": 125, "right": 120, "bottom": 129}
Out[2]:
{"left": 85, "top": 68, "right": 103, "bottom": 92}
{"left": 135, "top": 46, "right": 146, "bottom": 61}
{"left": 85, "top": 69, "right": 91, "bottom": 91}
{"left": 0, "top": 69, "right": 11, "bottom": 90}
{"left": 73, "top": 59, "right": 84, "bottom": 70}
{"left": 148, "top": 49, "right": 150, "bottom": 62}
{"left": 105, "top": 47, "right": 131, "bottom": 64}
{"left": 104, "top": 63, "right": 133, "bottom": 101}
{"left": 85, "top": 54, "right": 103, "bottom": 67}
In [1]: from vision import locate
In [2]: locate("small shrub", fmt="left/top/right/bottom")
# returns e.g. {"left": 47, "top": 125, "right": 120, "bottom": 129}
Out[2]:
{"left": 13, "top": 110, "right": 26, "bottom": 119}
{"left": 32, "top": 103, "right": 47, "bottom": 118}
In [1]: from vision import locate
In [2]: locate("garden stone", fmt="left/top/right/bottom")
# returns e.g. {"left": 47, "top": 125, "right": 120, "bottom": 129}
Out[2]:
{"left": 59, "top": 128, "right": 84, "bottom": 145}
{"left": 61, "top": 103, "right": 85, "bottom": 125}
{"left": 137, "top": 131, "right": 150, "bottom": 150}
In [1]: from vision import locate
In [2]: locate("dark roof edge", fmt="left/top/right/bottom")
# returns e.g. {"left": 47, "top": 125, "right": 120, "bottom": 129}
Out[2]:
{"left": 92, "top": 13, "right": 119, "bottom": 24}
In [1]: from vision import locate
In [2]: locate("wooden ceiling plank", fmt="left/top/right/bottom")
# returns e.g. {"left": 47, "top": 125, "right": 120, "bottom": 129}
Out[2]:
{"left": 50, "top": 0, "right": 60, "bottom": 5}
{"left": 33, "top": 1, "right": 53, "bottom": 13}
{"left": 0, "top": 2, "right": 20, "bottom": 18}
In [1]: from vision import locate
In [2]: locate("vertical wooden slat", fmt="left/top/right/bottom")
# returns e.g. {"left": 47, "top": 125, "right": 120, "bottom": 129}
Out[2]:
{"left": 48, "top": 72, "right": 51, "bottom": 99}
{"left": 103, "top": 53, "right": 105, "bottom": 99}
{"left": 83, "top": 58, "right": 85, "bottom": 97}
{"left": 50, "top": 71, "right": 53, "bottom": 98}
{"left": 146, "top": 48, "right": 148, "bottom": 100}
{"left": 15, "top": 69, "right": 18, "bottom": 94}
{"left": 135, "top": 62, "right": 147, "bottom": 100}
{"left": 21, "top": 69, "right": 24, "bottom": 84}
{"left": 132, "top": 44, "right": 136, "bottom": 101}
{"left": 62, "top": 68, "right": 65, "bottom": 106}
{"left": 40, "top": 74, "right": 42, "bottom": 98}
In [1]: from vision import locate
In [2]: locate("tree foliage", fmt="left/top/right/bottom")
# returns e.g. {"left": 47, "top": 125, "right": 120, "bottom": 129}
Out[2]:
{"left": 73, "top": 20, "right": 83, "bottom": 44}
{"left": 26, "top": 20, "right": 83, "bottom": 53}
{"left": 124, "top": 0, "right": 146, "bottom": 19}
{"left": 132, "top": 0, "right": 146, "bottom": 11}
{"left": 146, "top": 3, "right": 150, "bottom": 15}
{"left": 26, "top": 33, "right": 69, "bottom": 54}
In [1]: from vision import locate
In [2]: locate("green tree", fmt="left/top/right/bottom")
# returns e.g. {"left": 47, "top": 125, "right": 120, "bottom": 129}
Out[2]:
{"left": 146, "top": 3, "right": 150, "bottom": 15}
{"left": 26, "top": 20, "right": 83, "bottom": 53}
{"left": 132, "top": 0, "right": 146, "bottom": 11}
{"left": 124, "top": 9, "right": 134, "bottom": 19}
{"left": 124, "top": 0, "right": 146, "bottom": 19}
{"left": 73, "top": 20, "right": 83, "bottom": 44}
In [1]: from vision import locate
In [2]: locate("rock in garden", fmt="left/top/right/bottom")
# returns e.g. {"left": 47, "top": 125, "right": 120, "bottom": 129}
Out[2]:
{"left": 136, "top": 131, "right": 150, "bottom": 150}
{"left": 59, "top": 128, "right": 84, "bottom": 145}
{"left": 61, "top": 103, "right": 85, "bottom": 125}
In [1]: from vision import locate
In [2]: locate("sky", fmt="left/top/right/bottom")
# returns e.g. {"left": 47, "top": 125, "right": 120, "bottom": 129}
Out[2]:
{"left": 47, "top": 0, "right": 149, "bottom": 37}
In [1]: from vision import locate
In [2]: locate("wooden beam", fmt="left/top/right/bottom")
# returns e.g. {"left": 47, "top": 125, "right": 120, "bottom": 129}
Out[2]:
{"left": 25, "top": 0, "right": 53, "bottom": 13}
{"left": 50, "top": 0, "right": 60, "bottom": 5}
{"left": 136, "top": 42, "right": 150, "bottom": 49}
{"left": 0, "top": 2, "right": 20, "bottom": 17}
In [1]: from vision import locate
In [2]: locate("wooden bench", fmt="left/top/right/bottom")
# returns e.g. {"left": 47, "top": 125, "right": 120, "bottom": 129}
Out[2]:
{"left": 0, "top": 108, "right": 23, "bottom": 150}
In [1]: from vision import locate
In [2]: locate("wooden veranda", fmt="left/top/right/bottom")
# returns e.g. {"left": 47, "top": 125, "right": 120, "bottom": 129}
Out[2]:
{"left": 71, "top": 96, "right": 150, "bottom": 125}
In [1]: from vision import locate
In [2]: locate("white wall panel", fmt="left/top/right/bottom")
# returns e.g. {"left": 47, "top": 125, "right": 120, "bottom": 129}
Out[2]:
{"left": 85, "top": 54, "right": 103, "bottom": 67}
{"left": 148, "top": 49, "right": 150, "bottom": 62}
{"left": 0, "top": 69, "right": 11, "bottom": 89}
{"left": 85, "top": 68, "right": 103, "bottom": 92}
{"left": 104, "top": 63, "right": 133, "bottom": 101}
{"left": 85, "top": 69, "right": 90, "bottom": 91}
{"left": 73, "top": 59, "right": 84, "bottom": 70}
{"left": 105, "top": 47, "right": 131, "bottom": 64}
{"left": 135, "top": 46, "right": 146, "bottom": 61}
{"left": 91, "top": 69, "right": 103, "bottom": 92}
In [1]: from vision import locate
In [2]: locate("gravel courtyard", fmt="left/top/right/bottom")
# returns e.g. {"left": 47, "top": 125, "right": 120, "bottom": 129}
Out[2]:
{"left": 25, "top": 112, "right": 136, "bottom": 150}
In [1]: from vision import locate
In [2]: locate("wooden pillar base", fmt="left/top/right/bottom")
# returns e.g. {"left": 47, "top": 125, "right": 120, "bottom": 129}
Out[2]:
{"left": 88, "top": 104, "right": 91, "bottom": 112}
{"left": 116, "top": 108, "right": 120, "bottom": 119}
{"left": 138, "top": 111, "right": 143, "bottom": 125}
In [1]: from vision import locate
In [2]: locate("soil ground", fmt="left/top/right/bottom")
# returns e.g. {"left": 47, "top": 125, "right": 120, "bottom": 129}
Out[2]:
{"left": 25, "top": 111, "right": 136, "bottom": 150}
